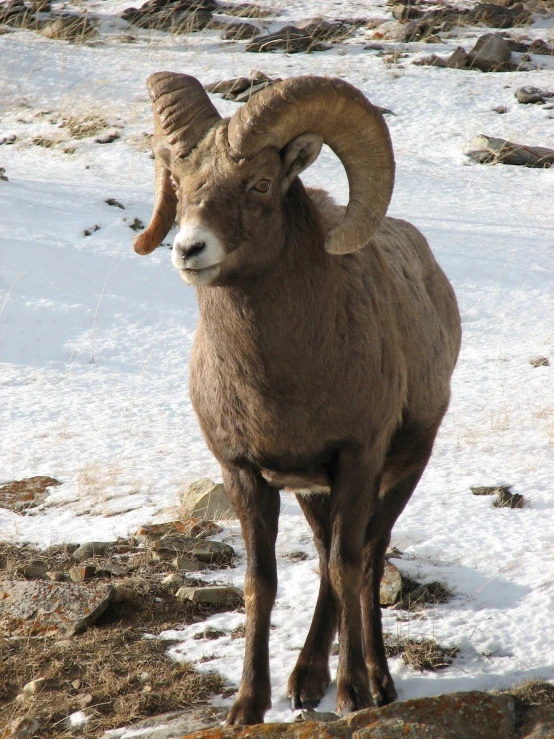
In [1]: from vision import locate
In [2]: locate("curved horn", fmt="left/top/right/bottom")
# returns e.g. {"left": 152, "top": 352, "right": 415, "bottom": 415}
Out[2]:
{"left": 134, "top": 72, "right": 222, "bottom": 255}
{"left": 227, "top": 76, "right": 395, "bottom": 255}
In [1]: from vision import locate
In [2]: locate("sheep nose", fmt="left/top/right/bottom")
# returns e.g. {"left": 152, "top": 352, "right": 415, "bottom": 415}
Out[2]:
{"left": 182, "top": 241, "right": 206, "bottom": 259}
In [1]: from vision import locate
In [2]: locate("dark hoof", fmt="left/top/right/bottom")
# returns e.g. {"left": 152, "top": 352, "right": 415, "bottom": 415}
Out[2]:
{"left": 336, "top": 676, "right": 373, "bottom": 715}
{"left": 288, "top": 661, "right": 330, "bottom": 710}
{"left": 369, "top": 670, "right": 398, "bottom": 707}
{"left": 226, "top": 697, "right": 268, "bottom": 726}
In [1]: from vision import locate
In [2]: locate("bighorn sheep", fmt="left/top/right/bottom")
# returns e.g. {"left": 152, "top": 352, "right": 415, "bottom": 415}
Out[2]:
{"left": 135, "top": 73, "right": 462, "bottom": 726}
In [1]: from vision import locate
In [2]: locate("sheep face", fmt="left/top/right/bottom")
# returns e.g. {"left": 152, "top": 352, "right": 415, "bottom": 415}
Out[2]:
{"left": 163, "top": 123, "right": 323, "bottom": 287}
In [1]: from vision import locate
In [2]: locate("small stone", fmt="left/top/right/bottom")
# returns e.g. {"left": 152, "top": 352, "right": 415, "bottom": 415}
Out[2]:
{"left": 472, "top": 485, "right": 512, "bottom": 496}
{"left": 287, "top": 551, "right": 309, "bottom": 561}
{"left": 380, "top": 561, "right": 403, "bottom": 606}
{"left": 97, "top": 562, "right": 127, "bottom": 576}
{"left": 194, "top": 626, "right": 228, "bottom": 639}
{"left": 154, "top": 534, "right": 234, "bottom": 565}
{"left": 71, "top": 679, "right": 82, "bottom": 689}
{"left": 78, "top": 693, "right": 93, "bottom": 708}
{"left": 296, "top": 709, "right": 340, "bottom": 722}
{"left": 469, "top": 135, "right": 554, "bottom": 167}
{"left": 516, "top": 87, "right": 553, "bottom": 105}
{"left": 173, "top": 556, "right": 205, "bottom": 572}
{"left": 95, "top": 129, "right": 120, "bottom": 144}
{"left": 493, "top": 105, "right": 508, "bottom": 113}
{"left": 40, "top": 16, "right": 96, "bottom": 41}
{"left": 135, "top": 519, "right": 223, "bottom": 541}
{"left": 69, "top": 565, "right": 97, "bottom": 582}
{"left": 494, "top": 490, "right": 525, "bottom": 508}
{"left": 22, "top": 677, "right": 47, "bottom": 697}
{"left": 530, "top": 356, "right": 550, "bottom": 367}
{"left": 72, "top": 541, "right": 111, "bottom": 561}
{"left": 446, "top": 47, "right": 469, "bottom": 69}
{"left": 46, "top": 571, "right": 65, "bottom": 581}
{"left": 162, "top": 573, "right": 184, "bottom": 586}
{"left": 105, "top": 197, "right": 124, "bottom": 209}
{"left": 415, "top": 54, "right": 446, "bottom": 67}
{"left": 0, "top": 133, "right": 16, "bottom": 145}
{"left": 179, "top": 478, "right": 236, "bottom": 520}
{"left": 176, "top": 585, "right": 244, "bottom": 606}
{"left": 467, "top": 33, "right": 512, "bottom": 71}
{"left": 17, "top": 562, "right": 49, "bottom": 579}
{"left": 221, "top": 21, "right": 260, "bottom": 40}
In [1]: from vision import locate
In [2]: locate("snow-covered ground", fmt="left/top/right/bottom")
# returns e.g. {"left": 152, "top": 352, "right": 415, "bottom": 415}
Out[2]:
{"left": 1, "top": 0, "right": 553, "bottom": 726}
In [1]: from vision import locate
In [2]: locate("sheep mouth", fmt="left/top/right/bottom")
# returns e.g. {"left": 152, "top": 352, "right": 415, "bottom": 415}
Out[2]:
{"left": 180, "top": 264, "right": 221, "bottom": 286}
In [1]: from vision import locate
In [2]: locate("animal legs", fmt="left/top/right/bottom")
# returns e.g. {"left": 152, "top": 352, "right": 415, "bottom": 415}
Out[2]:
{"left": 288, "top": 493, "right": 337, "bottom": 709}
{"left": 223, "top": 465, "right": 280, "bottom": 726}
{"left": 361, "top": 457, "right": 431, "bottom": 706}
{"left": 329, "top": 447, "right": 381, "bottom": 715}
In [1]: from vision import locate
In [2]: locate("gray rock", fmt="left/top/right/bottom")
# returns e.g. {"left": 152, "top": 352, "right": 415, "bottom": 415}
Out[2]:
{"left": 245, "top": 25, "right": 331, "bottom": 53}
{"left": 468, "top": 34, "right": 512, "bottom": 71}
{"left": 0, "top": 580, "right": 112, "bottom": 637}
{"left": 179, "top": 478, "right": 236, "bottom": 520}
{"left": 446, "top": 46, "right": 469, "bottom": 69}
{"left": 470, "top": 2, "right": 531, "bottom": 29}
{"left": 40, "top": 16, "right": 96, "bottom": 41}
{"left": 168, "top": 691, "right": 517, "bottom": 738}
{"left": 72, "top": 541, "right": 112, "bottom": 560}
{"left": 471, "top": 484, "right": 512, "bottom": 495}
{"left": 468, "top": 135, "right": 554, "bottom": 167}
{"left": 530, "top": 356, "right": 550, "bottom": 367}
{"left": 380, "top": 561, "right": 403, "bottom": 606}
{"left": 519, "top": 705, "right": 554, "bottom": 739}
{"left": 414, "top": 54, "right": 447, "bottom": 67}
{"left": 154, "top": 534, "right": 234, "bottom": 565}
{"left": 221, "top": 21, "right": 260, "bottom": 40}
{"left": 96, "top": 129, "right": 120, "bottom": 144}
{"left": 16, "top": 562, "right": 49, "bottom": 579}
{"left": 176, "top": 585, "right": 244, "bottom": 606}
{"left": 516, "top": 86, "right": 554, "bottom": 104}
{"left": 493, "top": 105, "right": 508, "bottom": 113}
{"left": 98, "top": 562, "right": 127, "bottom": 576}
{"left": 100, "top": 707, "right": 227, "bottom": 739}
{"left": 173, "top": 555, "right": 205, "bottom": 571}
{"left": 494, "top": 490, "right": 525, "bottom": 508}
{"left": 161, "top": 573, "right": 184, "bottom": 586}
{"left": 296, "top": 709, "right": 340, "bottom": 722}
{"left": 374, "top": 19, "right": 418, "bottom": 42}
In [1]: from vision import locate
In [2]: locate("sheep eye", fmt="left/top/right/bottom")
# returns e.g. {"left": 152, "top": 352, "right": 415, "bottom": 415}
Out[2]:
{"left": 253, "top": 178, "right": 271, "bottom": 193}
{"left": 170, "top": 178, "right": 178, "bottom": 191}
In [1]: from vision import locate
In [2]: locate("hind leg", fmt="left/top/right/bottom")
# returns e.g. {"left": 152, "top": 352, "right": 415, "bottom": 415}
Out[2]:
{"left": 361, "top": 428, "right": 437, "bottom": 705}
{"left": 288, "top": 493, "right": 337, "bottom": 709}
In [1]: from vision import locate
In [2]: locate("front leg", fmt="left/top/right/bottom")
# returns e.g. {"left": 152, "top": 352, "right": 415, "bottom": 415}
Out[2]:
{"left": 222, "top": 464, "right": 280, "bottom": 726}
{"left": 329, "top": 446, "right": 382, "bottom": 715}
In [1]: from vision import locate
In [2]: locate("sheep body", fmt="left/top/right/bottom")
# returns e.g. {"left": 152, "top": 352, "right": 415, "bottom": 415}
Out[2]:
{"left": 135, "top": 73, "right": 461, "bottom": 725}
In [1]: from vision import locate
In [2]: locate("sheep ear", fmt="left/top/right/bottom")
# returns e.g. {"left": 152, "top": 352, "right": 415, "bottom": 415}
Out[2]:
{"left": 280, "top": 133, "right": 323, "bottom": 192}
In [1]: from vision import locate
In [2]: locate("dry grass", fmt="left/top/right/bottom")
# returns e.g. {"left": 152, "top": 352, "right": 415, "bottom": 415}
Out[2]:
{"left": 0, "top": 539, "right": 239, "bottom": 737}
{"left": 384, "top": 634, "right": 459, "bottom": 671}
{"left": 0, "top": 630, "right": 226, "bottom": 738}
{"left": 400, "top": 576, "right": 453, "bottom": 611}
